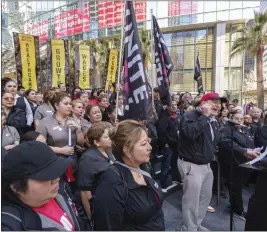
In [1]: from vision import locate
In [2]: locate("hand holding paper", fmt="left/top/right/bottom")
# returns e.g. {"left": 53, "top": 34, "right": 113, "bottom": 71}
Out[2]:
{"left": 247, "top": 147, "right": 267, "bottom": 165}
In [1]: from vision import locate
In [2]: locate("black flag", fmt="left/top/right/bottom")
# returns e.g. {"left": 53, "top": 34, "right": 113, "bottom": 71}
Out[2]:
{"left": 123, "top": 0, "right": 152, "bottom": 120}
{"left": 152, "top": 15, "right": 173, "bottom": 104}
{"left": 194, "top": 52, "right": 204, "bottom": 93}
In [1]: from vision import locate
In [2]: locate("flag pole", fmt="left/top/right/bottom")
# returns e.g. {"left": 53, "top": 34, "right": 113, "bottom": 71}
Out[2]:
{"left": 115, "top": 0, "right": 125, "bottom": 121}
{"left": 150, "top": 9, "right": 156, "bottom": 107}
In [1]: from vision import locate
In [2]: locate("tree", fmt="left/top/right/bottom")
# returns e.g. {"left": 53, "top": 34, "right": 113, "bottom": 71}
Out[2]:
{"left": 230, "top": 11, "right": 267, "bottom": 109}
{"left": 139, "top": 29, "right": 151, "bottom": 69}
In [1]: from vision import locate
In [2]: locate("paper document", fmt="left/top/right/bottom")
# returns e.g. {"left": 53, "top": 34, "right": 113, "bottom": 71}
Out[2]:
{"left": 249, "top": 147, "right": 267, "bottom": 165}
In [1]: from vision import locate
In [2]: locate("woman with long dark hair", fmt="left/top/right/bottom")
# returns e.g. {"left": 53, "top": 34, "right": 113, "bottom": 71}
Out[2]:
{"left": 25, "top": 89, "right": 38, "bottom": 116}
{"left": 2, "top": 78, "right": 33, "bottom": 132}
{"left": 71, "top": 86, "right": 82, "bottom": 100}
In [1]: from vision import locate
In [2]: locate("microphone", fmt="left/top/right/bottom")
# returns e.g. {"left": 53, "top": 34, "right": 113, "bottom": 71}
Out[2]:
{"left": 227, "top": 120, "right": 248, "bottom": 128}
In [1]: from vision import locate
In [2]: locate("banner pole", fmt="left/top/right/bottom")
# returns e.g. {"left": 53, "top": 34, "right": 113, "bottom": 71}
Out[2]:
{"left": 150, "top": 9, "right": 155, "bottom": 107}
{"left": 115, "top": 0, "right": 125, "bottom": 121}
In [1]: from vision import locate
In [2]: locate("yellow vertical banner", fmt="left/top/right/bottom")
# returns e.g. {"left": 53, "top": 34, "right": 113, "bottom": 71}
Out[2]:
{"left": 18, "top": 34, "right": 37, "bottom": 90}
{"left": 105, "top": 49, "right": 118, "bottom": 92}
{"left": 51, "top": 40, "right": 65, "bottom": 87}
{"left": 79, "top": 45, "right": 90, "bottom": 89}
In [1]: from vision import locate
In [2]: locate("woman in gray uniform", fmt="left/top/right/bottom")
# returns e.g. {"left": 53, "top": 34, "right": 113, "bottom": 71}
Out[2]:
{"left": 34, "top": 88, "right": 60, "bottom": 128}
{"left": 36, "top": 92, "right": 84, "bottom": 185}
{"left": 71, "top": 100, "right": 91, "bottom": 135}
{"left": 1, "top": 108, "right": 20, "bottom": 151}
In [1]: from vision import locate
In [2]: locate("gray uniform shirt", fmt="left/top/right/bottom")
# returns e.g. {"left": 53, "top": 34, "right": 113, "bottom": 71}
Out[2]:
{"left": 34, "top": 103, "right": 54, "bottom": 121}
{"left": 2, "top": 126, "right": 20, "bottom": 147}
{"left": 81, "top": 118, "right": 92, "bottom": 134}
{"left": 35, "top": 115, "right": 77, "bottom": 148}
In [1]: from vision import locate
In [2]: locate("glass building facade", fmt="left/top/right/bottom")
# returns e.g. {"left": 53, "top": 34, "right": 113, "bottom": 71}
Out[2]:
{"left": 2, "top": 0, "right": 261, "bottom": 100}
{"left": 163, "top": 27, "right": 214, "bottom": 92}
{"left": 2, "top": 0, "right": 259, "bottom": 43}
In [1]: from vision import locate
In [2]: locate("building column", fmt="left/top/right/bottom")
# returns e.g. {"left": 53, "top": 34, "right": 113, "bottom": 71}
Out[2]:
{"left": 213, "top": 23, "right": 226, "bottom": 96}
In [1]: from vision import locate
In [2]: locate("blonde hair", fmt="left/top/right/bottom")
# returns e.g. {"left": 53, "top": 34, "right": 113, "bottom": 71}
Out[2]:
{"left": 109, "top": 120, "right": 146, "bottom": 159}
{"left": 71, "top": 99, "right": 84, "bottom": 107}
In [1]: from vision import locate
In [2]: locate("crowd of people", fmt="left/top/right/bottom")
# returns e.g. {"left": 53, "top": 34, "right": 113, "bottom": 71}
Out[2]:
{"left": 1, "top": 77, "right": 267, "bottom": 231}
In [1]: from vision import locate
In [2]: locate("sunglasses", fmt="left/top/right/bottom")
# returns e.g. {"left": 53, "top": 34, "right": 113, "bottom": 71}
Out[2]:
{"left": 2, "top": 97, "right": 14, "bottom": 101}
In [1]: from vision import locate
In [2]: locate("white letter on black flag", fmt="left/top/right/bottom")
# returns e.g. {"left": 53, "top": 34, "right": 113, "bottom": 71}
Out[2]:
{"left": 123, "top": 1, "right": 152, "bottom": 120}
{"left": 152, "top": 15, "right": 173, "bottom": 105}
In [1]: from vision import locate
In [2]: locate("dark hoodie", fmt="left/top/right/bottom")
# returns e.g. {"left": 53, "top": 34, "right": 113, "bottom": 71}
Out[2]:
{"left": 254, "top": 125, "right": 267, "bottom": 147}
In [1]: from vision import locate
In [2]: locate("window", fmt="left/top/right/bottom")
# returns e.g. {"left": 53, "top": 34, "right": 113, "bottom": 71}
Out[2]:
{"left": 41, "top": 1, "right": 48, "bottom": 11}
{"left": 207, "top": 43, "right": 213, "bottom": 68}
{"left": 171, "top": 32, "right": 184, "bottom": 46}
{"left": 205, "top": 70, "right": 212, "bottom": 91}
{"left": 184, "top": 30, "right": 195, "bottom": 45}
{"left": 230, "top": 9, "right": 242, "bottom": 20}
{"left": 196, "top": 43, "right": 206, "bottom": 67}
{"left": 243, "top": 1, "right": 259, "bottom": 8}
{"left": 184, "top": 45, "right": 195, "bottom": 69}
{"left": 217, "top": 10, "right": 229, "bottom": 21}
{"left": 163, "top": 33, "right": 172, "bottom": 47}
{"left": 230, "top": 1, "right": 242, "bottom": 9}
{"left": 224, "top": 41, "right": 230, "bottom": 67}
{"left": 217, "top": 1, "right": 230, "bottom": 11}
{"left": 204, "top": 12, "right": 216, "bottom": 23}
{"left": 181, "top": 15, "right": 192, "bottom": 25}
{"left": 204, "top": 1, "right": 216, "bottom": 12}
{"left": 243, "top": 8, "right": 255, "bottom": 19}
{"left": 171, "top": 71, "right": 184, "bottom": 85}
{"left": 192, "top": 1, "right": 203, "bottom": 13}
{"left": 195, "top": 13, "right": 204, "bottom": 24}
{"left": 183, "top": 71, "right": 196, "bottom": 92}
{"left": 180, "top": 1, "right": 192, "bottom": 15}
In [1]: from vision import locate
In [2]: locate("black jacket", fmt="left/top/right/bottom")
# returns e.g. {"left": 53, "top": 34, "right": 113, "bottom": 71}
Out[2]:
{"left": 254, "top": 125, "right": 267, "bottom": 148}
{"left": 178, "top": 110, "right": 221, "bottom": 165}
{"left": 92, "top": 163, "right": 165, "bottom": 231}
{"left": 157, "top": 110, "right": 180, "bottom": 148}
{"left": 219, "top": 122, "right": 255, "bottom": 166}
{"left": 1, "top": 181, "right": 83, "bottom": 231}
{"left": 154, "top": 99, "right": 164, "bottom": 119}
{"left": 251, "top": 120, "right": 262, "bottom": 135}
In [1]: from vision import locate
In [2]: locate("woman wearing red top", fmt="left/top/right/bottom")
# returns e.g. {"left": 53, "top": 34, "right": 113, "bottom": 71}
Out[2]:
{"left": 88, "top": 88, "right": 98, "bottom": 105}
{"left": 77, "top": 92, "right": 89, "bottom": 111}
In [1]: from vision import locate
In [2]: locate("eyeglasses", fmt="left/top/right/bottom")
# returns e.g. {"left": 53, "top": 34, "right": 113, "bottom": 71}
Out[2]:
{"left": 233, "top": 117, "right": 244, "bottom": 121}
{"left": 2, "top": 97, "right": 14, "bottom": 101}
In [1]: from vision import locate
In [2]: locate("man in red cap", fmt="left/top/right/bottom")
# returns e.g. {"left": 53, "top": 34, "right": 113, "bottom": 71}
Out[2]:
{"left": 178, "top": 92, "right": 226, "bottom": 231}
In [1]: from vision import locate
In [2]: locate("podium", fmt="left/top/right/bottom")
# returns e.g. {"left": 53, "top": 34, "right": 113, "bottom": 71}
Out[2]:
{"left": 240, "top": 158, "right": 267, "bottom": 231}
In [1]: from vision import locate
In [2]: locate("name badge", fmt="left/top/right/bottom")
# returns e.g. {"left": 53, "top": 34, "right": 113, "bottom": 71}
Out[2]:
{"left": 47, "top": 110, "right": 53, "bottom": 113}
{"left": 53, "top": 126, "right": 59, "bottom": 130}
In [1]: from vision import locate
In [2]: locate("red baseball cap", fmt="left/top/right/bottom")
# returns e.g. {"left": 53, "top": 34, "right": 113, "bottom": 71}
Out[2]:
{"left": 200, "top": 92, "right": 227, "bottom": 104}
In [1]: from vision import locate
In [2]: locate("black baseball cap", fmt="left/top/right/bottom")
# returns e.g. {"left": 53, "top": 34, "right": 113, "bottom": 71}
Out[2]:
{"left": 3, "top": 141, "right": 71, "bottom": 181}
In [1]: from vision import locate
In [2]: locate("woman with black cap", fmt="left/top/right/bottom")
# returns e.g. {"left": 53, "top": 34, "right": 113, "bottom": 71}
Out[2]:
{"left": 1, "top": 141, "right": 82, "bottom": 231}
